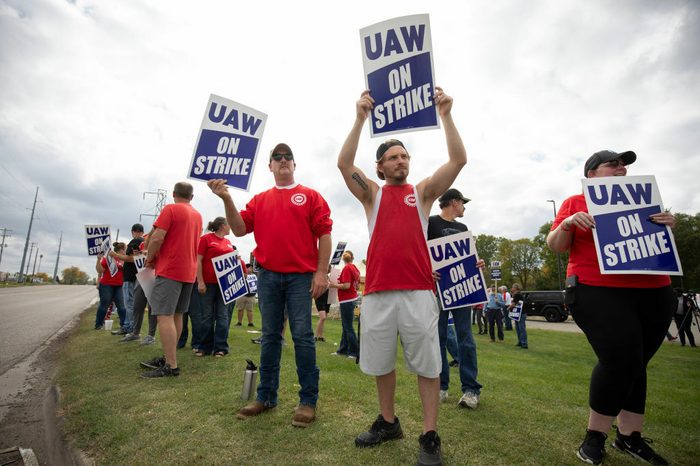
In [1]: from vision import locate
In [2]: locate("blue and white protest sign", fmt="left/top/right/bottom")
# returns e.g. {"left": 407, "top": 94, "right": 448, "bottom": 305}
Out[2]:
{"left": 212, "top": 251, "right": 249, "bottom": 304}
{"left": 360, "top": 14, "right": 438, "bottom": 137}
{"left": 245, "top": 274, "right": 257, "bottom": 294}
{"left": 427, "top": 231, "right": 488, "bottom": 311}
{"left": 188, "top": 94, "right": 267, "bottom": 191}
{"left": 508, "top": 300, "right": 523, "bottom": 322}
{"left": 583, "top": 175, "right": 682, "bottom": 275}
{"left": 133, "top": 254, "right": 147, "bottom": 273}
{"left": 330, "top": 241, "right": 347, "bottom": 266}
{"left": 85, "top": 224, "right": 110, "bottom": 256}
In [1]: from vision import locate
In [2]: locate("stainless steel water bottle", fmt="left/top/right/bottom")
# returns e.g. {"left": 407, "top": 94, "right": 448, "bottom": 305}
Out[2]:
{"left": 241, "top": 359, "right": 258, "bottom": 401}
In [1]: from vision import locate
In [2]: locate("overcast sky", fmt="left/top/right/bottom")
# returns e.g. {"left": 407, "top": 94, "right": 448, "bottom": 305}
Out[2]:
{"left": 1, "top": 0, "right": 698, "bottom": 279}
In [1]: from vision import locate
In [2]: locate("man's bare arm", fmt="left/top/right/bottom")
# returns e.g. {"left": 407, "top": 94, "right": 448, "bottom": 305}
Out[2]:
{"left": 207, "top": 179, "right": 247, "bottom": 237}
{"left": 338, "top": 90, "right": 379, "bottom": 211}
{"left": 417, "top": 87, "right": 467, "bottom": 211}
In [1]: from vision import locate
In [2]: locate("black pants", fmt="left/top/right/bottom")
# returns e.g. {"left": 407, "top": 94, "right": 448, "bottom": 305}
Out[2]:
{"left": 673, "top": 312, "right": 696, "bottom": 346}
{"left": 486, "top": 308, "right": 504, "bottom": 341}
{"left": 570, "top": 284, "right": 674, "bottom": 416}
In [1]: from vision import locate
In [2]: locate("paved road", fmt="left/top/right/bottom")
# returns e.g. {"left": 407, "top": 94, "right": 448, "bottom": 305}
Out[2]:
{"left": 0, "top": 285, "right": 96, "bottom": 375}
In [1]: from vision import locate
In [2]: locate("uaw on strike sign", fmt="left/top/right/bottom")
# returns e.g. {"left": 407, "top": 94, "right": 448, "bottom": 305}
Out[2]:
{"left": 583, "top": 175, "right": 682, "bottom": 275}
{"left": 427, "top": 231, "right": 488, "bottom": 311}
{"left": 188, "top": 94, "right": 267, "bottom": 191}
{"left": 360, "top": 14, "right": 438, "bottom": 137}
{"left": 212, "top": 251, "right": 250, "bottom": 305}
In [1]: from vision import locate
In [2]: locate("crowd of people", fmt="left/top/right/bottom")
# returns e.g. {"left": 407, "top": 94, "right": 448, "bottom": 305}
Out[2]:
{"left": 89, "top": 88, "right": 689, "bottom": 466}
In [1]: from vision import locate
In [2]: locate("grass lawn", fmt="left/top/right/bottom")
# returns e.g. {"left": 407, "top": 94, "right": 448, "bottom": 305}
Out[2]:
{"left": 57, "top": 307, "right": 700, "bottom": 465}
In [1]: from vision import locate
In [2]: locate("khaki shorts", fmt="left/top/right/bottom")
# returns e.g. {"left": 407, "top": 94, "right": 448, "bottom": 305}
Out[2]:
{"left": 359, "top": 290, "right": 440, "bottom": 378}
{"left": 237, "top": 295, "right": 255, "bottom": 311}
{"left": 151, "top": 277, "right": 193, "bottom": 316}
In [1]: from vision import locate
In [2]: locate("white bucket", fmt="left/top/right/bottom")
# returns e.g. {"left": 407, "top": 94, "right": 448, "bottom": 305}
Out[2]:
{"left": 104, "top": 319, "right": 114, "bottom": 331}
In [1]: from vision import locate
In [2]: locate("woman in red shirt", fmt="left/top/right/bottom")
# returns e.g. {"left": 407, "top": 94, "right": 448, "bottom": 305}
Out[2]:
{"left": 94, "top": 242, "right": 127, "bottom": 330}
{"left": 196, "top": 217, "right": 236, "bottom": 357}
{"left": 547, "top": 150, "right": 676, "bottom": 465}
{"left": 330, "top": 251, "right": 360, "bottom": 358}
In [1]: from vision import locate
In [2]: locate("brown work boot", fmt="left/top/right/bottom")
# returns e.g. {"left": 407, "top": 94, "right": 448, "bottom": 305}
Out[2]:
{"left": 236, "top": 401, "right": 273, "bottom": 420}
{"left": 291, "top": 404, "right": 316, "bottom": 427}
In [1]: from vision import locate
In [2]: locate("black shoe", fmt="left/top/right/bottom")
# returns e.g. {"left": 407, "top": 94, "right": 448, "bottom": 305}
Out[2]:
{"left": 448, "top": 360, "right": 459, "bottom": 367}
{"left": 355, "top": 414, "right": 404, "bottom": 447}
{"left": 140, "top": 363, "right": 180, "bottom": 378}
{"left": 140, "top": 356, "right": 166, "bottom": 370}
{"left": 577, "top": 430, "right": 607, "bottom": 465}
{"left": 111, "top": 328, "right": 128, "bottom": 335}
{"left": 612, "top": 429, "right": 668, "bottom": 465}
{"left": 251, "top": 337, "right": 261, "bottom": 344}
{"left": 235, "top": 322, "right": 242, "bottom": 326}
{"left": 417, "top": 430, "right": 442, "bottom": 466}
{"left": 248, "top": 323, "right": 255, "bottom": 327}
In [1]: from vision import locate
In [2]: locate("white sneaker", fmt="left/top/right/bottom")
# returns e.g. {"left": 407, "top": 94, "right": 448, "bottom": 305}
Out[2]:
{"left": 140, "top": 335, "right": 156, "bottom": 346}
{"left": 439, "top": 390, "right": 449, "bottom": 403}
{"left": 459, "top": 391, "right": 480, "bottom": 409}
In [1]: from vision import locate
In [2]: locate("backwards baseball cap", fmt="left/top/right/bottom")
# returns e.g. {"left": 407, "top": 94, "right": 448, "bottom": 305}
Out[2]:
{"left": 376, "top": 139, "right": 406, "bottom": 161}
{"left": 270, "top": 143, "right": 293, "bottom": 160}
{"left": 584, "top": 150, "right": 636, "bottom": 177}
{"left": 439, "top": 188, "right": 471, "bottom": 205}
{"left": 131, "top": 223, "right": 144, "bottom": 232}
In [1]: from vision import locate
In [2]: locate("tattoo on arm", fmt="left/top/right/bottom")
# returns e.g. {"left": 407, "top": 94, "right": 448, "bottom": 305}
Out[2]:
{"left": 351, "top": 172, "right": 369, "bottom": 191}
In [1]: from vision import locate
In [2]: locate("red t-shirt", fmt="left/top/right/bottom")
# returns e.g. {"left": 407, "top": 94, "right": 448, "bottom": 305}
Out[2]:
{"left": 240, "top": 184, "right": 332, "bottom": 273}
{"left": 552, "top": 194, "right": 670, "bottom": 288}
{"left": 99, "top": 257, "right": 123, "bottom": 286}
{"left": 198, "top": 233, "right": 236, "bottom": 284}
{"left": 153, "top": 202, "right": 203, "bottom": 282}
{"left": 338, "top": 263, "right": 360, "bottom": 303}
{"left": 365, "top": 184, "right": 434, "bottom": 294}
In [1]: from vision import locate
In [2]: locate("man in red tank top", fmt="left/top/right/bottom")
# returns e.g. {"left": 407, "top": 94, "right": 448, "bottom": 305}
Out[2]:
{"left": 338, "top": 87, "right": 468, "bottom": 465}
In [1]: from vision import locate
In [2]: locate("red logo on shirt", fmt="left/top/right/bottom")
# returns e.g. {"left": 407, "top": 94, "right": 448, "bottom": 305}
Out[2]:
{"left": 404, "top": 194, "right": 417, "bottom": 207}
{"left": 291, "top": 193, "right": 307, "bottom": 206}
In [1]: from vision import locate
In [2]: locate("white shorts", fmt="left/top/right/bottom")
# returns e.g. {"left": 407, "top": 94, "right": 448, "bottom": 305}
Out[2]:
{"left": 359, "top": 290, "right": 440, "bottom": 378}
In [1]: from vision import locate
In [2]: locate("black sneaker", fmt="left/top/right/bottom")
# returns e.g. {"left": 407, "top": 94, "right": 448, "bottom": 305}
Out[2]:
{"left": 577, "top": 430, "right": 607, "bottom": 465}
{"left": 417, "top": 430, "right": 442, "bottom": 466}
{"left": 248, "top": 323, "right": 255, "bottom": 327}
{"left": 355, "top": 414, "right": 404, "bottom": 448}
{"left": 140, "top": 356, "right": 166, "bottom": 370}
{"left": 235, "top": 322, "right": 242, "bottom": 326}
{"left": 140, "top": 363, "right": 180, "bottom": 378}
{"left": 612, "top": 429, "right": 668, "bottom": 465}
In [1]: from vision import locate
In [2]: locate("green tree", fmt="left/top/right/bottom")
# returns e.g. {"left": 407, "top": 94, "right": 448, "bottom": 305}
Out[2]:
{"left": 533, "top": 221, "right": 569, "bottom": 290}
{"left": 475, "top": 234, "right": 504, "bottom": 282}
{"left": 501, "top": 238, "right": 541, "bottom": 290}
{"left": 62, "top": 266, "right": 89, "bottom": 285}
{"left": 671, "top": 213, "right": 700, "bottom": 291}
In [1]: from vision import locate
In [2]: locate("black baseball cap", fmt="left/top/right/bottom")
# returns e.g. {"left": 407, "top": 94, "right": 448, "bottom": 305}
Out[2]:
{"left": 131, "top": 223, "right": 144, "bottom": 232}
{"left": 376, "top": 139, "right": 406, "bottom": 161}
{"left": 584, "top": 150, "right": 636, "bottom": 177}
{"left": 439, "top": 188, "right": 470, "bottom": 204}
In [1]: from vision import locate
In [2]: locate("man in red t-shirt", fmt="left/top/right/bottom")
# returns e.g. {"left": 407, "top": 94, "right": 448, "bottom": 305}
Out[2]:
{"left": 208, "top": 142, "right": 332, "bottom": 428}
{"left": 337, "top": 88, "right": 467, "bottom": 465}
{"left": 140, "top": 182, "right": 203, "bottom": 378}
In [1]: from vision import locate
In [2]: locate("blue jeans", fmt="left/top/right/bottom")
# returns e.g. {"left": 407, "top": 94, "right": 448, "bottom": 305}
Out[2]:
{"left": 188, "top": 285, "right": 203, "bottom": 350}
{"left": 514, "top": 313, "right": 528, "bottom": 347}
{"left": 200, "top": 285, "right": 233, "bottom": 354}
{"left": 503, "top": 305, "right": 513, "bottom": 330}
{"left": 446, "top": 324, "right": 459, "bottom": 361}
{"left": 438, "top": 307, "right": 482, "bottom": 394}
{"left": 95, "top": 284, "right": 126, "bottom": 329}
{"left": 122, "top": 281, "right": 136, "bottom": 332}
{"left": 256, "top": 268, "right": 318, "bottom": 407}
{"left": 337, "top": 301, "right": 359, "bottom": 357}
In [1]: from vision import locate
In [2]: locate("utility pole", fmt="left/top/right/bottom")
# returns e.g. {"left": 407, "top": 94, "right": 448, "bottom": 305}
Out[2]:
{"left": 25, "top": 242, "right": 36, "bottom": 277}
{"left": 31, "top": 247, "right": 40, "bottom": 281}
{"left": 37, "top": 254, "right": 43, "bottom": 277}
{"left": 547, "top": 199, "right": 564, "bottom": 291}
{"left": 19, "top": 187, "right": 39, "bottom": 283}
{"left": 0, "top": 228, "right": 12, "bottom": 272}
{"left": 53, "top": 231, "right": 63, "bottom": 283}
{"left": 140, "top": 188, "right": 167, "bottom": 227}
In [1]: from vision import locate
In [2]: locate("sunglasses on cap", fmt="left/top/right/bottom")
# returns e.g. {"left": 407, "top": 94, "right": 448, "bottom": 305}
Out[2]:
{"left": 270, "top": 153, "right": 294, "bottom": 162}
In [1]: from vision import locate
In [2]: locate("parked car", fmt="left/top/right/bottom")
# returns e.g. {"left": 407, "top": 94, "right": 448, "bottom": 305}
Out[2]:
{"left": 520, "top": 290, "right": 568, "bottom": 322}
